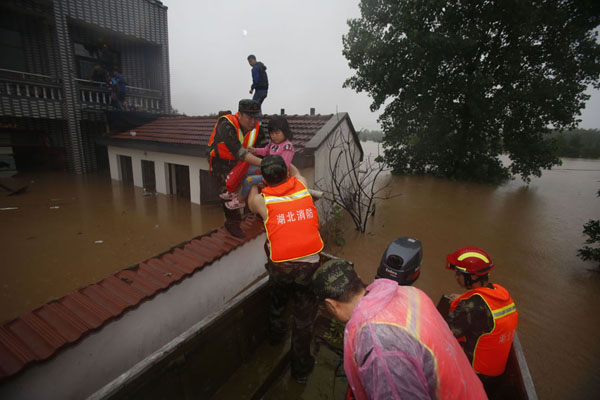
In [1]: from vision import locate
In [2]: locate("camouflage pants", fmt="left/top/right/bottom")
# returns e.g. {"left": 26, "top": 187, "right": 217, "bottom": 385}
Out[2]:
{"left": 211, "top": 158, "right": 243, "bottom": 231}
{"left": 265, "top": 254, "right": 320, "bottom": 378}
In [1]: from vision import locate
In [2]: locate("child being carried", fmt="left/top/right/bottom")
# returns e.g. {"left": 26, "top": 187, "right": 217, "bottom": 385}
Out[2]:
{"left": 225, "top": 115, "right": 294, "bottom": 209}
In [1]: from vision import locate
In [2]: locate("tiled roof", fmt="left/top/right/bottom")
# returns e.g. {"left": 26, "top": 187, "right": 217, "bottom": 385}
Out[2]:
{"left": 0, "top": 215, "right": 265, "bottom": 380}
{"left": 108, "top": 114, "right": 335, "bottom": 154}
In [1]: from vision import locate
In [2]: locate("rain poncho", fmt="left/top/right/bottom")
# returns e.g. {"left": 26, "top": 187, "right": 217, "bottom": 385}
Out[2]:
{"left": 344, "top": 279, "right": 487, "bottom": 400}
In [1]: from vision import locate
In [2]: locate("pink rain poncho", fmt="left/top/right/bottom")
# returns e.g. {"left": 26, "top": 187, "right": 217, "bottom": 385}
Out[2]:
{"left": 343, "top": 279, "right": 487, "bottom": 400}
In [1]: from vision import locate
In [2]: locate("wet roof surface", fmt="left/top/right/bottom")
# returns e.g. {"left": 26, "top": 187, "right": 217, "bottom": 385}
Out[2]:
{"left": 0, "top": 215, "right": 265, "bottom": 380}
{"left": 108, "top": 114, "right": 335, "bottom": 154}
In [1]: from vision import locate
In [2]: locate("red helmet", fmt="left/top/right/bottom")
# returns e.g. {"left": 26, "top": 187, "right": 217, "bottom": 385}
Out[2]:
{"left": 446, "top": 246, "right": 494, "bottom": 276}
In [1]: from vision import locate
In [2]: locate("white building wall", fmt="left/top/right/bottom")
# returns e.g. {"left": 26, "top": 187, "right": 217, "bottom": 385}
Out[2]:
{"left": 107, "top": 146, "right": 208, "bottom": 204}
{"left": 313, "top": 120, "right": 361, "bottom": 220}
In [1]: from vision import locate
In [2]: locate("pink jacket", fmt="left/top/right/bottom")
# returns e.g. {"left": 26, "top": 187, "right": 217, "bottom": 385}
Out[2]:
{"left": 344, "top": 279, "right": 487, "bottom": 400}
{"left": 254, "top": 139, "right": 294, "bottom": 167}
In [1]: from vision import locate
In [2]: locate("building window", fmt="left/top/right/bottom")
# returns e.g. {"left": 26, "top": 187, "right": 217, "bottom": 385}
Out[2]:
{"left": 0, "top": 27, "right": 26, "bottom": 71}
{"left": 73, "top": 42, "right": 120, "bottom": 80}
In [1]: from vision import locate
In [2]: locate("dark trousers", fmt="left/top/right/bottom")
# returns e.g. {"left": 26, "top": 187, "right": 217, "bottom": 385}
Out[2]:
{"left": 264, "top": 247, "right": 320, "bottom": 377}
{"left": 252, "top": 90, "right": 268, "bottom": 115}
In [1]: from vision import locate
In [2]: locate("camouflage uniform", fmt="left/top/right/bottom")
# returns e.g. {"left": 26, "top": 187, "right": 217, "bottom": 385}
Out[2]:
{"left": 209, "top": 105, "right": 265, "bottom": 237}
{"left": 444, "top": 292, "right": 494, "bottom": 364}
{"left": 263, "top": 243, "right": 320, "bottom": 380}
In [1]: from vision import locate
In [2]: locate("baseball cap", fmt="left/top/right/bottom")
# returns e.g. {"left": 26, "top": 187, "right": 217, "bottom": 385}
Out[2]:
{"left": 260, "top": 155, "right": 287, "bottom": 184}
{"left": 238, "top": 99, "right": 260, "bottom": 116}
{"left": 311, "top": 259, "right": 358, "bottom": 300}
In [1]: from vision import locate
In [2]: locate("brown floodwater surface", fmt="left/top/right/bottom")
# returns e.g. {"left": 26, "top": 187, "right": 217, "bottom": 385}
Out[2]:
{"left": 0, "top": 171, "right": 223, "bottom": 324}
{"left": 2, "top": 147, "right": 600, "bottom": 399}
{"left": 328, "top": 142, "right": 600, "bottom": 400}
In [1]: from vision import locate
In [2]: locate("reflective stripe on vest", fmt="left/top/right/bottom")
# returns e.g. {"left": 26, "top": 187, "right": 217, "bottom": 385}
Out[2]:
{"left": 262, "top": 177, "right": 323, "bottom": 262}
{"left": 208, "top": 113, "right": 259, "bottom": 160}
{"left": 450, "top": 284, "right": 518, "bottom": 376}
{"left": 344, "top": 281, "right": 486, "bottom": 400}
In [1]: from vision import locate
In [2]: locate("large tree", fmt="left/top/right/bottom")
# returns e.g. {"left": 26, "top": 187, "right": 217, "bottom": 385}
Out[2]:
{"left": 343, "top": 0, "right": 600, "bottom": 183}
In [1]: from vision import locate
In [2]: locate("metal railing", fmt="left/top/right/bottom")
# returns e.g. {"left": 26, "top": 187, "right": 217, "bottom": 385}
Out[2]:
{"left": 75, "top": 79, "right": 163, "bottom": 112}
{"left": 0, "top": 69, "right": 164, "bottom": 113}
{"left": 0, "top": 68, "right": 62, "bottom": 101}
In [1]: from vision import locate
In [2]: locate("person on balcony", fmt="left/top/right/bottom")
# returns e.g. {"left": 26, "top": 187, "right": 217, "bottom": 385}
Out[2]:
{"left": 113, "top": 69, "right": 127, "bottom": 110}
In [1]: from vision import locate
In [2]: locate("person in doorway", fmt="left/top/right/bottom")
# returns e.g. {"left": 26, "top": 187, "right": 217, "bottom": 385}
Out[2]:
{"left": 208, "top": 99, "right": 265, "bottom": 238}
{"left": 225, "top": 115, "right": 294, "bottom": 210}
{"left": 248, "top": 155, "right": 323, "bottom": 384}
{"left": 445, "top": 246, "right": 518, "bottom": 391}
{"left": 247, "top": 54, "right": 268, "bottom": 113}
{"left": 311, "top": 259, "right": 487, "bottom": 400}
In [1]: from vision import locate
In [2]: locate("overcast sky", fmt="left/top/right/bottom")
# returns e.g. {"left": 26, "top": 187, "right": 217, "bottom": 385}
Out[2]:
{"left": 165, "top": 0, "right": 600, "bottom": 131}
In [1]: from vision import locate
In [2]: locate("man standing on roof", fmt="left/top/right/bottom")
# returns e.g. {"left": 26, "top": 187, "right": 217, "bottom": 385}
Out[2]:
{"left": 208, "top": 99, "right": 265, "bottom": 238}
{"left": 311, "top": 259, "right": 488, "bottom": 400}
{"left": 248, "top": 155, "right": 323, "bottom": 384}
{"left": 247, "top": 54, "right": 268, "bottom": 113}
{"left": 445, "top": 246, "right": 518, "bottom": 392}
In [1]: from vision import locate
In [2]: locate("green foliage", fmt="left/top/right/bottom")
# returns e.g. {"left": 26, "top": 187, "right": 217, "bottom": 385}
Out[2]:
{"left": 553, "top": 128, "right": 600, "bottom": 158}
{"left": 343, "top": 0, "right": 600, "bottom": 183}
{"left": 578, "top": 189, "right": 600, "bottom": 267}
{"left": 358, "top": 129, "right": 384, "bottom": 142}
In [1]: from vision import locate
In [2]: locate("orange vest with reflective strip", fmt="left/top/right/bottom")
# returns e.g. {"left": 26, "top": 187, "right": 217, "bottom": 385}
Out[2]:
{"left": 344, "top": 281, "right": 486, "bottom": 400}
{"left": 262, "top": 177, "right": 323, "bottom": 262}
{"left": 450, "top": 284, "right": 518, "bottom": 376}
{"left": 208, "top": 113, "right": 259, "bottom": 160}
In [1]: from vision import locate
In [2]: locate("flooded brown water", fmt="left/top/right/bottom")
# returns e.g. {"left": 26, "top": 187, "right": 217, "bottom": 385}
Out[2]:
{"left": 0, "top": 171, "right": 223, "bottom": 324}
{"left": 328, "top": 142, "right": 600, "bottom": 400}
{"left": 1, "top": 145, "right": 599, "bottom": 399}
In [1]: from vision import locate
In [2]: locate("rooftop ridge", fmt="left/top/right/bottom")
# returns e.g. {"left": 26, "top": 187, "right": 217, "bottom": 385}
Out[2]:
{"left": 0, "top": 215, "right": 265, "bottom": 380}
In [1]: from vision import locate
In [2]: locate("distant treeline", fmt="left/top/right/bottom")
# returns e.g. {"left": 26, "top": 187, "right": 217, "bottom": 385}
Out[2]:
{"left": 553, "top": 128, "right": 600, "bottom": 159}
{"left": 358, "top": 128, "right": 600, "bottom": 158}
{"left": 358, "top": 129, "right": 384, "bottom": 142}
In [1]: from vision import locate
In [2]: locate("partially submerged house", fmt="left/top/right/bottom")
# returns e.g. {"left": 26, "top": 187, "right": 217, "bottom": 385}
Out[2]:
{"left": 0, "top": 216, "right": 270, "bottom": 399}
{"left": 98, "top": 112, "right": 363, "bottom": 205}
{"left": 0, "top": 0, "right": 171, "bottom": 176}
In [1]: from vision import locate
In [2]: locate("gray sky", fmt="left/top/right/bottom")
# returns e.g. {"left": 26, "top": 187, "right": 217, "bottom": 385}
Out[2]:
{"left": 166, "top": 0, "right": 600, "bottom": 131}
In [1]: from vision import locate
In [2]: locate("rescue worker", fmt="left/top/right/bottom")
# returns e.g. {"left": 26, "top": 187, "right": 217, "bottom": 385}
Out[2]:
{"left": 445, "top": 246, "right": 519, "bottom": 390}
{"left": 208, "top": 99, "right": 265, "bottom": 238}
{"left": 247, "top": 155, "right": 323, "bottom": 384}
{"left": 311, "top": 259, "right": 487, "bottom": 400}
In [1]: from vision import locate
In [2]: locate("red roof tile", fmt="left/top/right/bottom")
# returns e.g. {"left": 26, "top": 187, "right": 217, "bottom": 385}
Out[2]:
{"left": 108, "top": 114, "right": 335, "bottom": 154}
{"left": 0, "top": 215, "right": 265, "bottom": 380}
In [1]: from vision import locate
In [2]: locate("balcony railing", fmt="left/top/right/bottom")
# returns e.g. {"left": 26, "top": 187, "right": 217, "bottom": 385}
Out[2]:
{"left": 75, "top": 79, "right": 163, "bottom": 113}
{"left": 0, "top": 69, "right": 164, "bottom": 114}
{"left": 0, "top": 68, "right": 63, "bottom": 101}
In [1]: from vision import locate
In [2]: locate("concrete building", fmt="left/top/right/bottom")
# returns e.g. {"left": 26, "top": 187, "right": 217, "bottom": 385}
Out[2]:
{"left": 0, "top": 0, "right": 171, "bottom": 176}
{"left": 100, "top": 112, "right": 363, "bottom": 205}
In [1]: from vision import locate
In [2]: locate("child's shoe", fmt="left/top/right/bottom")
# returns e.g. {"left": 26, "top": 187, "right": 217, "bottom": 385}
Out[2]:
{"left": 219, "top": 191, "right": 237, "bottom": 201}
{"left": 225, "top": 197, "right": 246, "bottom": 210}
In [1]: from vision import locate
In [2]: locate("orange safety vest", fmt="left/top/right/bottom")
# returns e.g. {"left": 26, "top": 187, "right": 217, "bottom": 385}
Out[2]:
{"left": 450, "top": 284, "right": 518, "bottom": 376}
{"left": 344, "top": 280, "right": 486, "bottom": 400}
{"left": 208, "top": 113, "right": 260, "bottom": 161}
{"left": 262, "top": 177, "right": 323, "bottom": 262}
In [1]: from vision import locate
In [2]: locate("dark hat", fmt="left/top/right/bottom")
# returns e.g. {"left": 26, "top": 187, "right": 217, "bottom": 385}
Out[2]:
{"left": 238, "top": 99, "right": 260, "bottom": 116}
{"left": 260, "top": 155, "right": 287, "bottom": 184}
{"left": 311, "top": 259, "right": 358, "bottom": 300}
